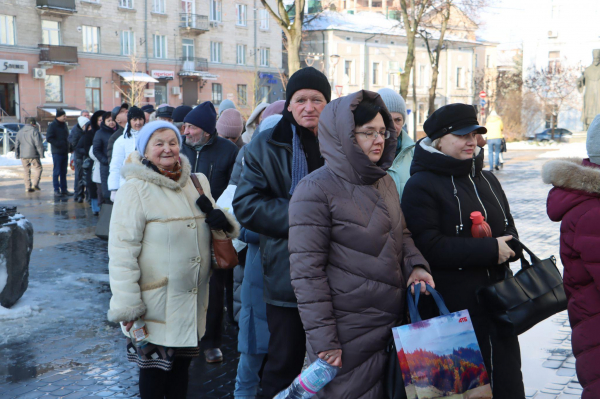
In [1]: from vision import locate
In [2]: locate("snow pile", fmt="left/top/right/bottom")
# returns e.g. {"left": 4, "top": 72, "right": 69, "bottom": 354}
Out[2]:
{"left": 0, "top": 293, "right": 40, "bottom": 321}
{"left": 0, "top": 254, "right": 6, "bottom": 294}
{"left": 538, "top": 142, "right": 588, "bottom": 159}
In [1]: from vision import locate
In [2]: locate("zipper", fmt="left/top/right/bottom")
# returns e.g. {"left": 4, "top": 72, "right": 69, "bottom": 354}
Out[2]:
{"left": 267, "top": 139, "right": 293, "bottom": 154}
{"left": 468, "top": 174, "right": 488, "bottom": 221}
{"left": 451, "top": 176, "right": 463, "bottom": 235}
{"left": 481, "top": 174, "right": 509, "bottom": 228}
{"left": 208, "top": 162, "right": 214, "bottom": 183}
{"left": 489, "top": 336, "right": 494, "bottom": 391}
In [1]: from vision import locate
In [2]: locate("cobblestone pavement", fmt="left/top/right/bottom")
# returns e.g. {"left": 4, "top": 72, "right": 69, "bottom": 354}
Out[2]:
{"left": 0, "top": 149, "right": 584, "bottom": 398}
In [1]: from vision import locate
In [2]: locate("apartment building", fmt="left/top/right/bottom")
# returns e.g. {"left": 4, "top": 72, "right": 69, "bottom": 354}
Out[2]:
{"left": 0, "top": 0, "right": 283, "bottom": 125}
{"left": 303, "top": 11, "right": 496, "bottom": 135}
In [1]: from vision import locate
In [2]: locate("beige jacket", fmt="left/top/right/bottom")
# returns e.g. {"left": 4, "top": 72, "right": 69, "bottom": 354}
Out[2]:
{"left": 107, "top": 151, "right": 239, "bottom": 347}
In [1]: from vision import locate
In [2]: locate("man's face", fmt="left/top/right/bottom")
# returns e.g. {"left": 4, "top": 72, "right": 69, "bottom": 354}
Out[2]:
{"left": 130, "top": 117, "right": 145, "bottom": 131}
{"left": 56, "top": 115, "right": 67, "bottom": 123}
{"left": 287, "top": 89, "right": 327, "bottom": 133}
{"left": 116, "top": 109, "right": 128, "bottom": 127}
{"left": 81, "top": 111, "right": 90, "bottom": 119}
{"left": 144, "top": 112, "right": 151, "bottom": 123}
{"left": 184, "top": 123, "right": 211, "bottom": 146}
{"left": 158, "top": 116, "right": 173, "bottom": 123}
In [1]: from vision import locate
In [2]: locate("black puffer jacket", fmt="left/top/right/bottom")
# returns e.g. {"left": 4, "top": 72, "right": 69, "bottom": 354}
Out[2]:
{"left": 46, "top": 119, "right": 70, "bottom": 154}
{"left": 69, "top": 124, "right": 85, "bottom": 159}
{"left": 93, "top": 123, "right": 115, "bottom": 166}
{"left": 181, "top": 134, "right": 238, "bottom": 200}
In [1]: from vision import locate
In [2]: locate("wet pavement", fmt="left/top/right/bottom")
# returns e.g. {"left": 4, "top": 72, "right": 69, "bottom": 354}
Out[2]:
{"left": 0, "top": 149, "right": 584, "bottom": 398}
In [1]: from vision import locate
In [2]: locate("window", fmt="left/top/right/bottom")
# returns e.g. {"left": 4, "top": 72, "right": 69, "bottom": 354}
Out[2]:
{"left": 236, "top": 4, "right": 247, "bottom": 26}
{"left": 388, "top": 61, "right": 399, "bottom": 85}
{"left": 344, "top": 60, "right": 355, "bottom": 85}
{"left": 210, "top": 0, "right": 222, "bottom": 22}
{"left": 475, "top": 54, "right": 478, "bottom": 68}
{"left": 154, "top": 35, "right": 167, "bottom": 58}
{"left": 418, "top": 65, "right": 425, "bottom": 86}
{"left": 456, "top": 67, "right": 463, "bottom": 88}
{"left": 45, "top": 75, "right": 63, "bottom": 103}
{"left": 545, "top": 105, "right": 558, "bottom": 128}
{"left": 212, "top": 83, "right": 222, "bottom": 105}
{"left": 548, "top": 51, "right": 561, "bottom": 74}
{"left": 372, "top": 62, "right": 379, "bottom": 85}
{"left": 181, "top": 0, "right": 194, "bottom": 13}
{"left": 486, "top": 55, "right": 491, "bottom": 68}
{"left": 259, "top": 8, "right": 269, "bottom": 30}
{"left": 258, "top": 86, "right": 269, "bottom": 103}
{"left": 210, "top": 42, "right": 222, "bottom": 63}
{"left": 237, "top": 84, "right": 247, "bottom": 106}
{"left": 85, "top": 77, "right": 101, "bottom": 112}
{"left": 260, "top": 47, "right": 270, "bottom": 67}
{"left": 236, "top": 44, "right": 246, "bottom": 65}
{"left": 42, "top": 20, "right": 60, "bottom": 45}
{"left": 0, "top": 15, "right": 15, "bottom": 45}
{"left": 119, "top": 0, "right": 134, "bottom": 8}
{"left": 121, "top": 31, "right": 135, "bottom": 55}
{"left": 417, "top": 103, "right": 425, "bottom": 124}
{"left": 182, "top": 38, "right": 194, "bottom": 60}
{"left": 152, "top": 0, "right": 165, "bottom": 13}
{"left": 82, "top": 26, "right": 99, "bottom": 53}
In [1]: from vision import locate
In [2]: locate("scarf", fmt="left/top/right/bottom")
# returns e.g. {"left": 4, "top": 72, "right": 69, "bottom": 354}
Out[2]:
{"left": 142, "top": 158, "right": 182, "bottom": 182}
{"left": 289, "top": 124, "right": 309, "bottom": 196}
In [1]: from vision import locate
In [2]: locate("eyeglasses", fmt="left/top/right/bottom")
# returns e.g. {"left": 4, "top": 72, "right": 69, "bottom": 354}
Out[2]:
{"left": 355, "top": 130, "right": 391, "bottom": 140}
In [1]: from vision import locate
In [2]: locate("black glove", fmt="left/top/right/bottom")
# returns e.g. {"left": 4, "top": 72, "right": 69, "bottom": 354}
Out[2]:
{"left": 196, "top": 194, "right": 214, "bottom": 214}
{"left": 196, "top": 194, "right": 232, "bottom": 232}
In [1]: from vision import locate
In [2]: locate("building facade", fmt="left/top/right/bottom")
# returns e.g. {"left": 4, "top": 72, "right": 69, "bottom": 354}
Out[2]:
{"left": 0, "top": 0, "right": 283, "bottom": 127}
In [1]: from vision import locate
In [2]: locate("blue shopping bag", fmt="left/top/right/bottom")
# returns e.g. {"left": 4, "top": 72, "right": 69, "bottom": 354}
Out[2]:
{"left": 392, "top": 284, "right": 492, "bottom": 399}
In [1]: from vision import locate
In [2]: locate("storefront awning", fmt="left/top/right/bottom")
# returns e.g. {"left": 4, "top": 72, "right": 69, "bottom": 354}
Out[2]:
{"left": 39, "top": 107, "right": 83, "bottom": 117}
{"left": 115, "top": 71, "right": 159, "bottom": 83}
{"left": 178, "top": 71, "right": 219, "bottom": 80}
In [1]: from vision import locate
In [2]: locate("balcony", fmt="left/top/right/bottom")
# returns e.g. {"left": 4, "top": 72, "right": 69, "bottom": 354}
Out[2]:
{"left": 180, "top": 57, "right": 208, "bottom": 72}
{"left": 179, "top": 14, "right": 209, "bottom": 34}
{"left": 39, "top": 44, "right": 79, "bottom": 69}
{"left": 36, "top": 0, "right": 77, "bottom": 15}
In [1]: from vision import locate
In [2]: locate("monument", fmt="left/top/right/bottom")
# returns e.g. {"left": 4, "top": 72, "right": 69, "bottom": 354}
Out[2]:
{"left": 578, "top": 49, "right": 600, "bottom": 130}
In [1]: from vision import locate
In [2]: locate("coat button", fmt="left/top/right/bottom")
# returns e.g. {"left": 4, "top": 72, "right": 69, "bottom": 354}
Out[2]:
{"left": 188, "top": 222, "right": 196, "bottom": 229}
{"left": 195, "top": 256, "right": 201, "bottom": 263}
{"left": 191, "top": 288, "right": 198, "bottom": 294}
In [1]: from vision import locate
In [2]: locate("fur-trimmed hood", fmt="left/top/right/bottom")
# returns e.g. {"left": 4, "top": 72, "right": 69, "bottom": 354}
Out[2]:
{"left": 121, "top": 151, "right": 192, "bottom": 190}
{"left": 543, "top": 158, "right": 600, "bottom": 221}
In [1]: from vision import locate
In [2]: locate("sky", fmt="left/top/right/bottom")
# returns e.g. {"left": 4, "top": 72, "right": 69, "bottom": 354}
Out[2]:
{"left": 474, "top": 0, "right": 528, "bottom": 48}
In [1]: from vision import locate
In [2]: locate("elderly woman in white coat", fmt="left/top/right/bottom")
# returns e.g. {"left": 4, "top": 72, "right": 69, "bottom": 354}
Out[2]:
{"left": 107, "top": 120, "right": 239, "bottom": 399}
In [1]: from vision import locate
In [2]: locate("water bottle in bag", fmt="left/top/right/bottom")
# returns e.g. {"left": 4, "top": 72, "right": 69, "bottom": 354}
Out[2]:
{"left": 273, "top": 358, "right": 339, "bottom": 399}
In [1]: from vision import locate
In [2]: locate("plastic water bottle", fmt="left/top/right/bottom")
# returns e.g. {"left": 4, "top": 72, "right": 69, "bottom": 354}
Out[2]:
{"left": 129, "top": 319, "right": 149, "bottom": 349}
{"left": 274, "top": 358, "right": 339, "bottom": 399}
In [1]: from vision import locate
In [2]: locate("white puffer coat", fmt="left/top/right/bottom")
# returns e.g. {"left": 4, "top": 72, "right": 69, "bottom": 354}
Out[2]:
{"left": 108, "top": 128, "right": 139, "bottom": 191}
{"left": 107, "top": 151, "right": 239, "bottom": 347}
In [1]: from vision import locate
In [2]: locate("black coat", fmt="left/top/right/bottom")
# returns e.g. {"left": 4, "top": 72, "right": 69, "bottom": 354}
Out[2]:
{"left": 107, "top": 126, "right": 124, "bottom": 165}
{"left": 180, "top": 134, "right": 238, "bottom": 200}
{"left": 69, "top": 124, "right": 85, "bottom": 159}
{"left": 75, "top": 124, "right": 94, "bottom": 159}
{"left": 401, "top": 139, "right": 525, "bottom": 397}
{"left": 93, "top": 124, "right": 115, "bottom": 166}
{"left": 233, "top": 119, "right": 296, "bottom": 307}
{"left": 46, "top": 119, "right": 70, "bottom": 154}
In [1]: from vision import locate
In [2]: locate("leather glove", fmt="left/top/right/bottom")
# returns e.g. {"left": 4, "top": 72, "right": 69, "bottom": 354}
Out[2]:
{"left": 196, "top": 195, "right": 233, "bottom": 232}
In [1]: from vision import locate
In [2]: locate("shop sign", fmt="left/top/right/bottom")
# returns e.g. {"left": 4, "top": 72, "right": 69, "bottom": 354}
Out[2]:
{"left": 0, "top": 59, "right": 28, "bottom": 74}
{"left": 259, "top": 73, "right": 274, "bottom": 79}
{"left": 151, "top": 70, "right": 175, "bottom": 80}
{"left": 144, "top": 89, "right": 155, "bottom": 98}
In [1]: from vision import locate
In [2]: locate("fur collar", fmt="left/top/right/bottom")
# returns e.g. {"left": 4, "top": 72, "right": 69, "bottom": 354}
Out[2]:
{"left": 121, "top": 151, "right": 192, "bottom": 190}
{"left": 542, "top": 158, "right": 600, "bottom": 195}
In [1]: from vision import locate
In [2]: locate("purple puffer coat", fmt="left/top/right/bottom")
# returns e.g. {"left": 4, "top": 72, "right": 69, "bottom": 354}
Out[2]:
{"left": 289, "top": 90, "right": 430, "bottom": 399}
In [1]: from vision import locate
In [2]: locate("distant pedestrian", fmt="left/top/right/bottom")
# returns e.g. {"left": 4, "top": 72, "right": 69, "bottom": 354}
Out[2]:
{"left": 15, "top": 117, "right": 45, "bottom": 193}
{"left": 401, "top": 103, "right": 525, "bottom": 399}
{"left": 486, "top": 110, "right": 504, "bottom": 171}
{"left": 93, "top": 112, "right": 117, "bottom": 205}
{"left": 172, "top": 105, "right": 193, "bottom": 135}
{"left": 74, "top": 111, "right": 103, "bottom": 203}
{"left": 106, "top": 104, "right": 128, "bottom": 164}
{"left": 242, "top": 102, "right": 269, "bottom": 144}
{"left": 114, "top": 102, "right": 129, "bottom": 129}
{"left": 108, "top": 106, "right": 146, "bottom": 201}
{"left": 69, "top": 114, "right": 90, "bottom": 201}
{"left": 217, "top": 108, "right": 244, "bottom": 147}
{"left": 543, "top": 115, "right": 600, "bottom": 399}
{"left": 81, "top": 110, "right": 90, "bottom": 119}
{"left": 156, "top": 106, "right": 175, "bottom": 123}
{"left": 88, "top": 143, "right": 102, "bottom": 215}
{"left": 233, "top": 67, "right": 331, "bottom": 398}
{"left": 107, "top": 121, "right": 239, "bottom": 399}
{"left": 378, "top": 87, "right": 414, "bottom": 200}
{"left": 217, "top": 99, "right": 236, "bottom": 117}
{"left": 141, "top": 104, "right": 155, "bottom": 123}
{"left": 45, "top": 108, "right": 73, "bottom": 197}
{"left": 181, "top": 101, "right": 239, "bottom": 364}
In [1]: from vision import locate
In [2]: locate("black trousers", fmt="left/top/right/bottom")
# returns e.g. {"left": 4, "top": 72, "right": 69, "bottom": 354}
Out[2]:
{"left": 138, "top": 357, "right": 192, "bottom": 399}
{"left": 73, "top": 156, "right": 84, "bottom": 198}
{"left": 201, "top": 269, "right": 230, "bottom": 349}
{"left": 261, "top": 304, "right": 306, "bottom": 399}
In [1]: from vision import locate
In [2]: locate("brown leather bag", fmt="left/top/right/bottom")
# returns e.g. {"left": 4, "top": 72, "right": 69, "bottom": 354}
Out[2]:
{"left": 190, "top": 174, "right": 239, "bottom": 270}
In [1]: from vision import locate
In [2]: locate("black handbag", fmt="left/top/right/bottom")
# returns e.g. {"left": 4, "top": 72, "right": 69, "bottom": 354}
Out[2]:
{"left": 95, "top": 203, "right": 113, "bottom": 240}
{"left": 477, "top": 239, "right": 567, "bottom": 336}
{"left": 384, "top": 335, "right": 408, "bottom": 399}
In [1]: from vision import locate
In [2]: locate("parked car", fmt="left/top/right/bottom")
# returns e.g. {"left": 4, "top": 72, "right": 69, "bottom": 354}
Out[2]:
{"left": 532, "top": 128, "right": 573, "bottom": 142}
{"left": 0, "top": 123, "right": 25, "bottom": 153}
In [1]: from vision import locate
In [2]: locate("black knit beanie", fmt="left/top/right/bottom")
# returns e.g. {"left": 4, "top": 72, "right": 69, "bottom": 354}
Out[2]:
{"left": 285, "top": 67, "right": 331, "bottom": 107}
{"left": 125, "top": 106, "right": 145, "bottom": 137}
{"left": 172, "top": 105, "right": 193, "bottom": 123}
{"left": 56, "top": 108, "right": 66, "bottom": 118}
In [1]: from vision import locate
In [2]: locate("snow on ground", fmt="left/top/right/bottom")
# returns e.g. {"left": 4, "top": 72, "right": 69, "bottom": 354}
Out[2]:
{"left": 0, "top": 151, "right": 53, "bottom": 166}
{"left": 538, "top": 142, "right": 588, "bottom": 159}
{"left": 0, "top": 291, "right": 40, "bottom": 322}
{"left": 0, "top": 254, "right": 6, "bottom": 294}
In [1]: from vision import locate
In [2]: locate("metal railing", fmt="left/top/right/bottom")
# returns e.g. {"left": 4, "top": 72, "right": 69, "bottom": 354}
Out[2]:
{"left": 180, "top": 57, "right": 209, "bottom": 72}
{"left": 39, "top": 44, "right": 78, "bottom": 64}
{"left": 179, "top": 14, "right": 209, "bottom": 31}
{"left": 36, "top": 0, "right": 76, "bottom": 11}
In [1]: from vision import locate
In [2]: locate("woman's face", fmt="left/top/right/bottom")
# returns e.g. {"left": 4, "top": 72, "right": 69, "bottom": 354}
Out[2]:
{"left": 438, "top": 131, "right": 478, "bottom": 160}
{"left": 355, "top": 112, "right": 386, "bottom": 164}
{"left": 105, "top": 116, "right": 116, "bottom": 129}
{"left": 390, "top": 112, "right": 404, "bottom": 135}
{"left": 144, "top": 129, "right": 180, "bottom": 171}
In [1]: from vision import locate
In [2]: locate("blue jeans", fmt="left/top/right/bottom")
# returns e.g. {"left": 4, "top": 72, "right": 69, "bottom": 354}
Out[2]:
{"left": 487, "top": 139, "right": 502, "bottom": 170}
{"left": 51, "top": 153, "right": 68, "bottom": 192}
{"left": 234, "top": 353, "right": 266, "bottom": 399}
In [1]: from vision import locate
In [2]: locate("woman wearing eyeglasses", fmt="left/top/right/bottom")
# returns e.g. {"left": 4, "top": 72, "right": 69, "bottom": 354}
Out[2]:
{"left": 288, "top": 90, "right": 434, "bottom": 398}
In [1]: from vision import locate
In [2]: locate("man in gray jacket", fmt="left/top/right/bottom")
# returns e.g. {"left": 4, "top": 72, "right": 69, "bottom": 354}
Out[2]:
{"left": 15, "top": 117, "right": 45, "bottom": 192}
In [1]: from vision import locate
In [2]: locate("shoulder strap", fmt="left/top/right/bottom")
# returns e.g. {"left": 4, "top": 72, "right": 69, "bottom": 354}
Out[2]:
{"left": 189, "top": 174, "right": 204, "bottom": 196}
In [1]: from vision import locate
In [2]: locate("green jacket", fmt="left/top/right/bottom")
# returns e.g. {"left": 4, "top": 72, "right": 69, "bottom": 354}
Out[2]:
{"left": 387, "top": 130, "right": 415, "bottom": 201}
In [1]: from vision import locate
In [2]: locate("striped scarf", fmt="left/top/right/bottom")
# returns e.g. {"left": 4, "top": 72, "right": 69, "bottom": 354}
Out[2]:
{"left": 289, "top": 124, "right": 309, "bottom": 196}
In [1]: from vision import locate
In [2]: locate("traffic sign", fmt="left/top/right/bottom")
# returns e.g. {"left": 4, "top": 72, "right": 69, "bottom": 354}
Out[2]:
{"left": 480, "top": 99, "right": 486, "bottom": 106}
{"left": 479, "top": 91, "right": 487, "bottom": 99}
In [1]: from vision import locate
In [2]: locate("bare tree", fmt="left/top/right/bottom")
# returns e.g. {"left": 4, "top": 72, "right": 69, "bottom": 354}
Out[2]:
{"left": 113, "top": 54, "right": 147, "bottom": 107}
{"left": 399, "top": 0, "right": 432, "bottom": 99}
{"left": 523, "top": 61, "right": 581, "bottom": 140}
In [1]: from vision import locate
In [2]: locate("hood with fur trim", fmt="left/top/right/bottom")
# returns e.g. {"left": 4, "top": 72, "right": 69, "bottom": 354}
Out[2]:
{"left": 121, "top": 151, "right": 192, "bottom": 189}
{"left": 543, "top": 158, "right": 600, "bottom": 221}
